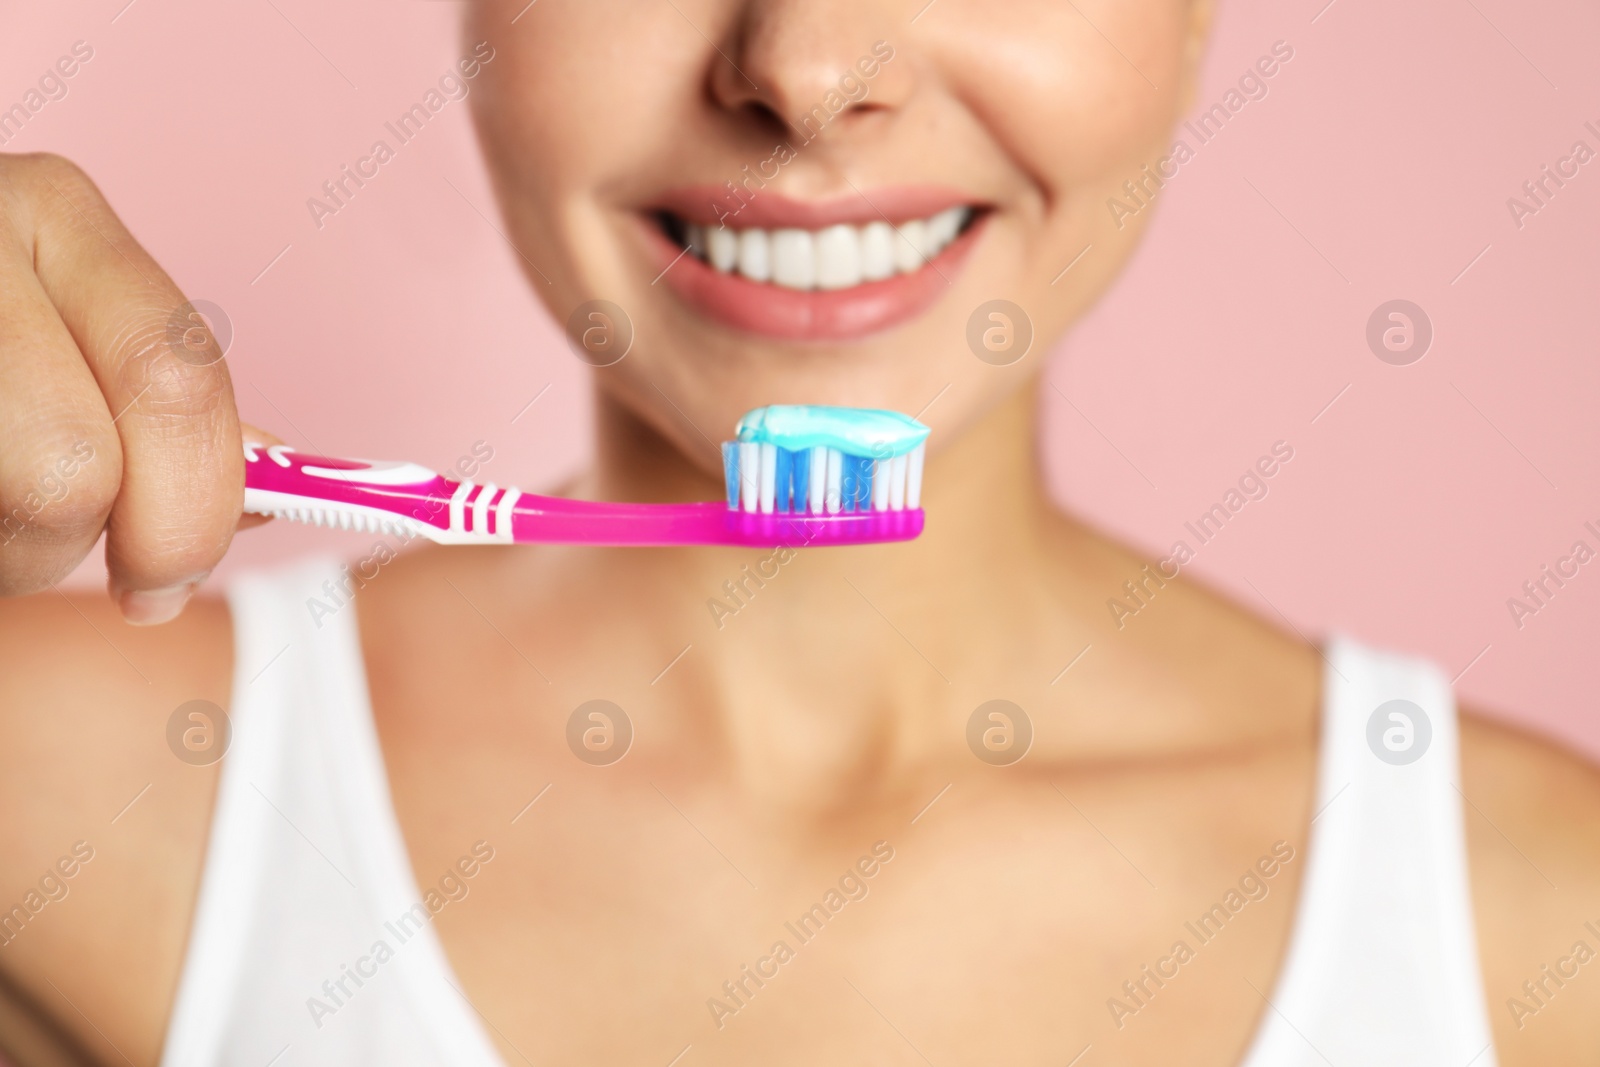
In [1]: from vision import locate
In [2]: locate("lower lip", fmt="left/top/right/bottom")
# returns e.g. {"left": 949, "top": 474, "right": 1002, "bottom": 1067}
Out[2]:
{"left": 642, "top": 215, "right": 986, "bottom": 342}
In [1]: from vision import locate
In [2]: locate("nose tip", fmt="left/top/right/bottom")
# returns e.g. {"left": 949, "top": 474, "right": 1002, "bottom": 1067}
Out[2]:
{"left": 708, "top": 1, "right": 909, "bottom": 139}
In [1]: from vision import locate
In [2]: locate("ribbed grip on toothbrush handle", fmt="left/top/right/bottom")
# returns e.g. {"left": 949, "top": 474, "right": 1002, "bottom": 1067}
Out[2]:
{"left": 241, "top": 443, "right": 515, "bottom": 543}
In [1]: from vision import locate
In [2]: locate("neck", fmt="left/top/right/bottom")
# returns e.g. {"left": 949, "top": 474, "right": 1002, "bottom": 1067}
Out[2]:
{"left": 545, "top": 379, "right": 1113, "bottom": 810}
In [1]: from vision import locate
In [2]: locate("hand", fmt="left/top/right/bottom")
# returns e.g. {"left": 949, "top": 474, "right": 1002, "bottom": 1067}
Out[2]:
{"left": 0, "top": 152, "right": 266, "bottom": 624}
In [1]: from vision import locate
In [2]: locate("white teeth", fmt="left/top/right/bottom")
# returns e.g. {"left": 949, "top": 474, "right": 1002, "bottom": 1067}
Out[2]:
{"left": 707, "top": 225, "right": 739, "bottom": 272}
{"left": 894, "top": 218, "right": 929, "bottom": 273}
{"left": 860, "top": 221, "right": 895, "bottom": 282}
{"left": 770, "top": 229, "right": 816, "bottom": 289}
{"left": 814, "top": 224, "right": 862, "bottom": 289}
{"left": 737, "top": 228, "right": 771, "bottom": 282}
{"left": 679, "top": 207, "right": 971, "bottom": 291}
{"left": 927, "top": 206, "right": 964, "bottom": 245}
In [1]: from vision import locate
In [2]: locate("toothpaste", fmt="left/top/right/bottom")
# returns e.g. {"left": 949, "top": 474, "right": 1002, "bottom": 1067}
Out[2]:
{"left": 735, "top": 405, "right": 929, "bottom": 458}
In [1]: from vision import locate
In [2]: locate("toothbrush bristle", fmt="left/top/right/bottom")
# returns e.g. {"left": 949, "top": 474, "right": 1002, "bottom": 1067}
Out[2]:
{"left": 722, "top": 442, "right": 926, "bottom": 515}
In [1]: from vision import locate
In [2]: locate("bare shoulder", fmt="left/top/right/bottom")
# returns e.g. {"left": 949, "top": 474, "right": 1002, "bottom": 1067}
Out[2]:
{"left": 0, "top": 590, "right": 233, "bottom": 1065}
{"left": 1460, "top": 709, "right": 1600, "bottom": 1062}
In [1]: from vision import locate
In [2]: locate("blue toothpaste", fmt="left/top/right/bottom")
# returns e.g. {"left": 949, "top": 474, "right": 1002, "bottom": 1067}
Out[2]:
{"left": 735, "top": 405, "right": 929, "bottom": 458}
{"left": 724, "top": 405, "right": 929, "bottom": 514}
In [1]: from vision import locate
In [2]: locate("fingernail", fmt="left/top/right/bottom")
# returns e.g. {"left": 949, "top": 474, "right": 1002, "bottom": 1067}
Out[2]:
{"left": 119, "top": 580, "right": 201, "bottom": 626}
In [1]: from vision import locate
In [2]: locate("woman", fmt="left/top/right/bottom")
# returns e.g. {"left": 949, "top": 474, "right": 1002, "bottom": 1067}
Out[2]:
{"left": 0, "top": 0, "right": 1596, "bottom": 1063}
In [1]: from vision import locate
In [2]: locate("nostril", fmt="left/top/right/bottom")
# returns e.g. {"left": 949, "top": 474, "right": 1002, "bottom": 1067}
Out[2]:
{"left": 733, "top": 98, "right": 792, "bottom": 140}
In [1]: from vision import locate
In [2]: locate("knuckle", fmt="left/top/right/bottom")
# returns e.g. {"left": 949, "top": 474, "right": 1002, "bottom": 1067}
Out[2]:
{"left": 17, "top": 151, "right": 96, "bottom": 198}
{"left": 0, "top": 433, "right": 118, "bottom": 546}
{"left": 0, "top": 152, "right": 110, "bottom": 255}
{"left": 4, "top": 152, "right": 113, "bottom": 245}
{"left": 113, "top": 319, "right": 233, "bottom": 423}
{"left": 1, "top": 151, "right": 92, "bottom": 207}
{"left": 19, "top": 151, "right": 86, "bottom": 180}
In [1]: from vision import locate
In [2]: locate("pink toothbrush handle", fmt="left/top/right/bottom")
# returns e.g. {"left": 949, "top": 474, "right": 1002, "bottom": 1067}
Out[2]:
{"left": 242, "top": 444, "right": 923, "bottom": 547}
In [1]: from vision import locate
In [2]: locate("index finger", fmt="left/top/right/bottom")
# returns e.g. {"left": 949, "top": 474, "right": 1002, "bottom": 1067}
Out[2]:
{"left": 20, "top": 155, "right": 244, "bottom": 623}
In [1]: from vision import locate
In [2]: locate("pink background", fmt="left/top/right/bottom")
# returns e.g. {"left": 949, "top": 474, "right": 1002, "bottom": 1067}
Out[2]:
{"left": 5, "top": 0, "right": 1597, "bottom": 758}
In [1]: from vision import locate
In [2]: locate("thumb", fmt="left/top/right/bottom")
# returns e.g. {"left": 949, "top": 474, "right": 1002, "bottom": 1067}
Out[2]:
{"left": 237, "top": 422, "right": 285, "bottom": 532}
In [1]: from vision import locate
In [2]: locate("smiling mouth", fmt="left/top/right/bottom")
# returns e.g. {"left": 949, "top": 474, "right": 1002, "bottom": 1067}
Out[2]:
{"left": 655, "top": 206, "right": 979, "bottom": 292}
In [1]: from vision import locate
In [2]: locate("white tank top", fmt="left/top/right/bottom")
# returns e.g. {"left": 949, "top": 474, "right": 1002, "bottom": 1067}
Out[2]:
{"left": 158, "top": 559, "right": 1499, "bottom": 1066}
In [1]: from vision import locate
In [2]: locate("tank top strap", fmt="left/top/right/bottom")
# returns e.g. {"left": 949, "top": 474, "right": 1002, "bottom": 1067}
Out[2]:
{"left": 1238, "top": 635, "right": 1498, "bottom": 1066}
{"left": 160, "top": 558, "right": 502, "bottom": 1067}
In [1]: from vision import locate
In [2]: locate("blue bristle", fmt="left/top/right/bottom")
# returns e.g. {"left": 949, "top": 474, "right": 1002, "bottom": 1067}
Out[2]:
{"left": 774, "top": 447, "right": 793, "bottom": 513}
{"left": 791, "top": 448, "right": 811, "bottom": 514}
{"left": 855, "top": 455, "right": 874, "bottom": 511}
{"left": 838, "top": 454, "right": 862, "bottom": 513}
{"left": 721, "top": 442, "right": 740, "bottom": 509}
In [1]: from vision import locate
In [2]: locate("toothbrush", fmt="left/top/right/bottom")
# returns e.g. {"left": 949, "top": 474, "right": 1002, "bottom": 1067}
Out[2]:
{"left": 242, "top": 405, "right": 928, "bottom": 547}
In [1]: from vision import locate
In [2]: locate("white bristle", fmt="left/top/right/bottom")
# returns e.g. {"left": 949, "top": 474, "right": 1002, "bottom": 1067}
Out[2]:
{"left": 906, "top": 443, "right": 925, "bottom": 508}
{"left": 720, "top": 435, "right": 926, "bottom": 516}
{"left": 808, "top": 449, "right": 827, "bottom": 514}
{"left": 739, "top": 442, "right": 760, "bottom": 513}
{"left": 824, "top": 449, "right": 843, "bottom": 513}
{"left": 758, "top": 443, "right": 777, "bottom": 514}
{"left": 887, "top": 453, "right": 908, "bottom": 510}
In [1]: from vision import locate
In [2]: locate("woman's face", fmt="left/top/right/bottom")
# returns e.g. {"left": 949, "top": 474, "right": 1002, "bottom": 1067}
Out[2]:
{"left": 468, "top": 0, "right": 1208, "bottom": 468}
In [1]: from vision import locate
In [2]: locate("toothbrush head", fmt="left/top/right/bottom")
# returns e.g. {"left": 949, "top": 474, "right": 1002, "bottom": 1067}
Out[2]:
{"left": 721, "top": 405, "right": 928, "bottom": 516}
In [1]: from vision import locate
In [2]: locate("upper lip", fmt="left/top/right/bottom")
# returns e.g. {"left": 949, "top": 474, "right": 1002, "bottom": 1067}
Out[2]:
{"left": 647, "top": 185, "right": 985, "bottom": 230}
